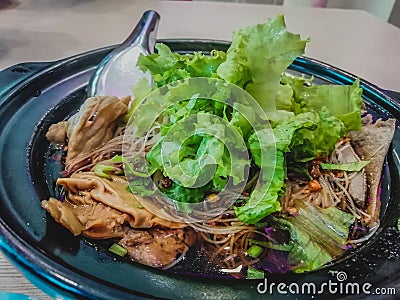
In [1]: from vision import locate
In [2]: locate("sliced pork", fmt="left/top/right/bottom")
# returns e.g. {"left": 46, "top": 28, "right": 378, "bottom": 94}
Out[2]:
{"left": 46, "top": 95, "right": 130, "bottom": 165}
{"left": 334, "top": 140, "right": 367, "bottom": 208}
{"left": 118, "top": 228, "right": 197, "bottom": 268}
{"left": 349, "top": 116, "right": 396, "bottom": 225}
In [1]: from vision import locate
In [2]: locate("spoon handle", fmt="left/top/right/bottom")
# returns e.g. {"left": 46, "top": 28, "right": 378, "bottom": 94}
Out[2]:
{"left": 120, "top": 10, "right": 160, "bottom": 54}
{"left": 87, "top": 10, "right": 160, "bottom": 98}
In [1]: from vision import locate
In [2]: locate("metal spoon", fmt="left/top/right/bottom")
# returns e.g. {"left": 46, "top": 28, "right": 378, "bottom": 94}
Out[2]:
{"left": 87, "top": 10, "right": 160, "bottom": 98}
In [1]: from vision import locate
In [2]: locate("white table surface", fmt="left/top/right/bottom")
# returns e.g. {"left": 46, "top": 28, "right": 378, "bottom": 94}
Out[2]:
{"left": 0, "top": 0, "right": 400, "bottom": 299}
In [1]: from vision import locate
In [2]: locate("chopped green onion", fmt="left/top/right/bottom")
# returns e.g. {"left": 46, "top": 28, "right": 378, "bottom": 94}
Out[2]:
{"left": 108, "top": 243, "right": 128, "bottom": 257}
{"left": 94, "top": 163, "right": 123, "bottom": 179}
{"left": 110, "top": 155, "right": 123, "bottom": 163}
{"left": 247, "top": 245, "right": 263, "bottom": 258}
{"left": 320, "top": 160, "right": 370, "bottom": 172}
{"left": 121, "top": 156, "right": 149, "bottom": 178}
{"left": 397, "top": 218, "right": 400, "bottom": 231}
{"left": 94, "top": 164, "right": 116, "bottom": 180}
{"left": 247, "top": 266, "right": 265, "bottom": 279}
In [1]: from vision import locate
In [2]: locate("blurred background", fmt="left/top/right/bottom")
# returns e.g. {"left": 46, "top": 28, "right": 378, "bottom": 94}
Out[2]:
{"left": 194, "top": 0, "right": 400, "bottom": 28}
{"left": 1, "top": 1, "right": 399, "bottom": 28}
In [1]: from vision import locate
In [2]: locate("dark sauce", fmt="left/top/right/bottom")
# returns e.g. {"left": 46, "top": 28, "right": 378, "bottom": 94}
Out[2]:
{"left": 45, "top": 143, "right": 66, "bottom": 200}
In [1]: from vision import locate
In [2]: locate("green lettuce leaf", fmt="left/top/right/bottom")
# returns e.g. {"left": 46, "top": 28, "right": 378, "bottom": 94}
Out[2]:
{"left": 320, "top": 160, "right": 370, "bottom": 172}
{"left": 282, "top": 75, "right": 363, "bottom": 132}
{"left": 161, "top": 181, "right": 213, "bottom": 204}
{"left": 217, "top": 15, "right": 310, "bottom": 113}
{"left": 137, "top": 43, "right": 226, "bottom": 88}
{"left": 235, "top": 113, "right": 316, "bottom": 224}
{"left": 289, "top": 107, "right": 345, "bottom": 162}
{"left": 276, "top": 218, "right": 332, "bottom": 273}
{"left": 130, "top": 78, "right": 251, "bottom": 202}
{"left": 128, "top": 15, "right": 363, "bottom": 227}
{"left": 273, "top": 200, "right": 355, "bottom": 273}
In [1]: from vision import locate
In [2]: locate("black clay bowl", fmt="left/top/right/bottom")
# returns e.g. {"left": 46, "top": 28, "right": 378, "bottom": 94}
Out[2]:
{"left": 0, "top": 40, "right": 400, "bottom": 299}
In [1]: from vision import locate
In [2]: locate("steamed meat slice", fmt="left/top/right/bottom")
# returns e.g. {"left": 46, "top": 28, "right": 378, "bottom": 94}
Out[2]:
{"left": 349, "top": 116, "right": 396, "bottom": 225}
{"left": 55, "top": 172, "right": 184, "bottom": 229}
{"left": 335, "top": 141, "right": 367, "bottom": 208}
{"left": 46, "top": 95, "right": 130, "bottom": 164}
{"left": 46, "top": 121, "right": 68, "bottom": 144}
{"left": 118, "top": 228, "right": 197, "bottom": 268}
{"left": 42, "top": 172, "right": 184, "bottom": 232}
{"left": 42, "top": 198, "right": 130, "bottom": 238}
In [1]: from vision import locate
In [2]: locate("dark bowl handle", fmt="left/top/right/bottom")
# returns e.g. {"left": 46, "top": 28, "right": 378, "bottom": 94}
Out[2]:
{"left": 0, "top": 62, "right": 51, "bottom": 99}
